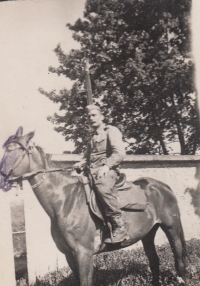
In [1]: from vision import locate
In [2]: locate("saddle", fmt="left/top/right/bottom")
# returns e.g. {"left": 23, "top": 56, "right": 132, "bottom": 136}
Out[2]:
{"left": 78, "top": 173, "right": 148, "bottom": 222}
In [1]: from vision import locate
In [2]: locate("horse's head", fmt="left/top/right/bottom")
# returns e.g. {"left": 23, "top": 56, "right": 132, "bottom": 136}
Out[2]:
{"left": 0, "top": 126, "right": 35, "bottom": 191}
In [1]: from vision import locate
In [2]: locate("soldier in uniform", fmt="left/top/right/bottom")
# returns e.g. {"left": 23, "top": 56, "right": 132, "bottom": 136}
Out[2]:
{"left": 73, "top": 104, "right": 130, "bottom": 244}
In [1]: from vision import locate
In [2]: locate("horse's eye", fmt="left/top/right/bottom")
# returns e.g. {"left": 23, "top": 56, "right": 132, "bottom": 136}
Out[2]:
{"left": 6, "top": 145, "right": 16, "bottom": 152}
{"left": 6, "top": 148, "right": 14, "bottom": 152}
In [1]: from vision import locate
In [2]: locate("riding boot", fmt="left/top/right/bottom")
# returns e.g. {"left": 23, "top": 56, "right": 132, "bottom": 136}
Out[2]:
{"left": 104, "top": 215, "right": 130, "bottom": 244}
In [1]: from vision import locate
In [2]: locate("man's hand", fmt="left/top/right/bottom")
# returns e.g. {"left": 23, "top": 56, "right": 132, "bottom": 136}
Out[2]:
{"left": 96, "top": 165, "right": 109, "bottom": 179}
{"left": 73, "top": 162, "right": 84, "bottom": 173}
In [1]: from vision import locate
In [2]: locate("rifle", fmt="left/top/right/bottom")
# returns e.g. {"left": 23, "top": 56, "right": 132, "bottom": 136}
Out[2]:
{"left": 85, "top": 57, "right": 93, "bottom": 105}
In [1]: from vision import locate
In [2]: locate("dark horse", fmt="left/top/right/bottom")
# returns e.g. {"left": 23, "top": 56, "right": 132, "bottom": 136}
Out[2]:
{"left": 0, "top": 127, "right": 186, "bottom": 286}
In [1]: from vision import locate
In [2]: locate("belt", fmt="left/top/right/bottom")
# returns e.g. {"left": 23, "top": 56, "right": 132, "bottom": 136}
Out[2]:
{"left": 90, "top": 163, "right": 103, "bottom": 168}
{"left": 89, "top": 158, "right": 107, "bottom": 169}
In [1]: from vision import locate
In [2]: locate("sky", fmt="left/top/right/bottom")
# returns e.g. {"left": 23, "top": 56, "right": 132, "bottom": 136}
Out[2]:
{"left": 0, "top": 0, "right": 85, "bottom": 156}
{"left": 0, "top": 0, "right": 200, "bottom": 157}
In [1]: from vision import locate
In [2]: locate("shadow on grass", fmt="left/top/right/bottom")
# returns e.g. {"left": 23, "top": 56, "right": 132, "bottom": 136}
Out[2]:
{"left": 56, "top": 266, "right": 149, "bottom": 286}
{"left": 18, "top": 239, "right": 200, "bottom": 286}
{"left": 51, "top": 265, "right": 178, "bottom": 286}
{"left": 56, "top": 273, "right": 78, "bottom": 286}
{"left": 32, "top": 261, "right": 151, "bottom": 286}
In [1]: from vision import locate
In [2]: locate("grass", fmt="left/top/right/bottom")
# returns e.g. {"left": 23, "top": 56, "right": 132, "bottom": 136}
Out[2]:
{"left": 17, "top": 239, "right": 200, "bottom": 286}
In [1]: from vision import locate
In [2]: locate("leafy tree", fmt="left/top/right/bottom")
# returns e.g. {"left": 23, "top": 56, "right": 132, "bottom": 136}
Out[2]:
{"left": 40, "top": 0, "right": 197, "bottom": 154}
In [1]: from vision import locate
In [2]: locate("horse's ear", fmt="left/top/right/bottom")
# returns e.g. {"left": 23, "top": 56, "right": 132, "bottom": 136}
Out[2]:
{"left": 26, "top": 131, "right": 35, "bottom": 142}
{"left": 16, "top": 126, "right": 23, "bottom": 137}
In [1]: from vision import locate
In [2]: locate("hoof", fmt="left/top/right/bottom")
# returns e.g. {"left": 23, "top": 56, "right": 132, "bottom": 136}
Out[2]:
{"left": 150, "top": 281, "right": 161, "bottom": 286}
{"left": 150, "top": 278, "right": 162, "bottom": 286}
{"left": 177, "top": 276, "right": 185, "bottom": 285}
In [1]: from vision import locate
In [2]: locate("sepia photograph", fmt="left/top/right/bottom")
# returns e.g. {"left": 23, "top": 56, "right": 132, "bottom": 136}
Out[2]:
{"left": 0, "top": 0, "right": 200, "bottom": 285}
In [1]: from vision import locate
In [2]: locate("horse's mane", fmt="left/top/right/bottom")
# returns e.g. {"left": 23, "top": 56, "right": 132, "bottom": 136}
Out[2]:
{"left": 35, "top": 145, "right": 46, "bottom": 157}
{"left": 35, "top": 145, "right": 56, "bottom": 167}
{"left": 35, "top": 145, "right": 75, "bottom": 179}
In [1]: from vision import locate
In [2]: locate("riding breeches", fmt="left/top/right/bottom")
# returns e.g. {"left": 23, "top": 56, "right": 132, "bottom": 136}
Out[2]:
{"left": 91, "top": 169, "right": 122, "bottom": 218}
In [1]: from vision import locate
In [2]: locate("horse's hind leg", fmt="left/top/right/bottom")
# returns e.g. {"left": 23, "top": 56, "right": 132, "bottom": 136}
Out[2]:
{"left": 161, "top": 220, "right": 186, "bottom": 284}
{"left": 142, "top": 224, "right": 160, "bottom": 286}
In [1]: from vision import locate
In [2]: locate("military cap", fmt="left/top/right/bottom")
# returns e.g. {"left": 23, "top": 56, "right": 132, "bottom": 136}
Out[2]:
{"left": 85, "top": 104, "right": 101, "bottom": 113}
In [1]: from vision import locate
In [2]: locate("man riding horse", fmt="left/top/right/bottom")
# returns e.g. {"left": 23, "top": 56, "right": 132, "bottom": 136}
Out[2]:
{"left": 73, "top": 104, "right": 130, "bottom": 244}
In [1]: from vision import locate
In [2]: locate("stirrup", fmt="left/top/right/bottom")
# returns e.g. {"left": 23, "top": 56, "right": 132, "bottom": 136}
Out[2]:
{"left": 104, "top": 234, "right": 131, "bottom": 244}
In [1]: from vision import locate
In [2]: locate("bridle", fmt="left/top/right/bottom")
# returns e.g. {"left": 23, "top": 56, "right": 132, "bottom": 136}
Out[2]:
{"left": 0, "top": 141, "right": 72, "bottom": 189}
{"left": 0, "top": 141, "right": 29, "bottom": 180}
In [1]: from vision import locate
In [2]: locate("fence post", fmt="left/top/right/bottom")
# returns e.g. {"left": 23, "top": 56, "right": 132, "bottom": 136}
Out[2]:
{"left": 23, "top": 181, "right": 66, "bottom": 283}
{"left": 0, "top": 191, "right": 16, "bottom": 286}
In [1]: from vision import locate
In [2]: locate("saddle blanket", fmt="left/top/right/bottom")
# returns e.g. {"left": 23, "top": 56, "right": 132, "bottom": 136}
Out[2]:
{"left": 78, "top": 175, "right": 148, "bottom": 221}
{"left": 115, "top": 181, "right": 147, "bottom": 211}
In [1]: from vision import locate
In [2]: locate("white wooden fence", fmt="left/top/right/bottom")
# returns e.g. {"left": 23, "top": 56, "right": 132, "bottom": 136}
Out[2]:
{"left": 1, "top": 155, "right": 200, "bottom": 285}
{"left": 23, "top": 181, "right": 67, "bottom": 282}
{"left": 0, "top": 191, "right": 16, "bottom": 286}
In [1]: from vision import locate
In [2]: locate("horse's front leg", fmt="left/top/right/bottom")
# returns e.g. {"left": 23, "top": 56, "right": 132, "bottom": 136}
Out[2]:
{"left": 76, "top": 248, "right": 94, "bottom": 286}
{"left": 65, "top": 247, "right": 93, "bottom": 286}
{"left": 52, "top": 225, "right": 94, "bottom": 285}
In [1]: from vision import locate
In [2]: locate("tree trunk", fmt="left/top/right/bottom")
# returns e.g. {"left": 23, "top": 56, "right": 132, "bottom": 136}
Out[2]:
{"left": 159, "top": 135, "right": 168, "bottom": 155}
{"left": 194, "top": 94, "right": 200, "bottom": 154}
{"left": 169, "top": 93, "right": 187, "bottom": 155}
{"left": 151, "top": 110, "right": 168, "bottom": 155}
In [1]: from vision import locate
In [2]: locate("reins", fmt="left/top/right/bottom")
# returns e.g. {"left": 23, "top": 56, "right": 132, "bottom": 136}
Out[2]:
{"left": 3, "top": 141, "right": 73, "bottom": 189}
{"left": 9, "top": 167, "right": 73, "bottom": 185}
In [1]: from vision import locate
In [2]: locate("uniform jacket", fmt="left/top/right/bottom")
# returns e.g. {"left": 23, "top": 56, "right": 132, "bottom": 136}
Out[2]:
{"left": 80, "top": 124, "right": 126, "bottom": 170}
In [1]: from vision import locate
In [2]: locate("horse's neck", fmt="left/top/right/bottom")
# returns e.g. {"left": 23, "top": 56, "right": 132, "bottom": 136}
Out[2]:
{"left": 26, "top": 147, "right": 80, "bottom": 219}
